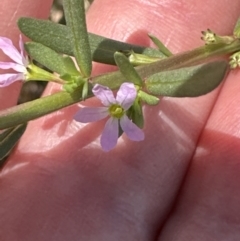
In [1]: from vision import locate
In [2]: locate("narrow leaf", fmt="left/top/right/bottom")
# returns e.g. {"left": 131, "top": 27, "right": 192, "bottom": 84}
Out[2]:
{"left": 62, "top": 0, "right": 92, "bottom": 77}
{"left": 18, "top": 17, "right": 164, "bottom": 65}
{"left": 62, "top": 57, "right": 80, "bottom": 75}
{"left": 114, "top": 52, "right": 143, "bottom": 86}
{"left": 234, "top": 18, "right": 240, "bottom": 38}
{"left": 128, "top": 100, "right": 144, "bottom": 129}
{"left": 25, "top": 42, "right": 74, "bottom": 75}
{"left": 0, "top": 123, "right": 27, "bottom": 163}
{"left": 148, "top": 34, "right": 173, "bottom": 56}
{"left": 145, "top": 61, "right": 228, "bottom": 97}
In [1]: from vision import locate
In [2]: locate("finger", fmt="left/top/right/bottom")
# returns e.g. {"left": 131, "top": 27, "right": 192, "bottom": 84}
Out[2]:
{"left": 158, "top": 58, "right": 240, "bottom": 239}
{"left": 0, "top": 0, "right": 53, "bottom": 110}
{"left": 1, "top": 1, "right": 240, "bottom": 241}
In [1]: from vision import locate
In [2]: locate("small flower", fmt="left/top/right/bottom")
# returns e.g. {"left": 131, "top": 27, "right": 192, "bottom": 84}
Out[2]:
{"left": 74, "top": 83, "right": 144, "bottom": 151}
{"left": 229, "top": 51, "right": 240, "bottom": 69}
{"left": 201, "top": 29, "right": 234, "bottom": 45}
{"left": 0, "top": 35, "right": 29, "bottom": 87}
{"left": 201, "top": 29, "right": 217, "bottom": 44}
{"left": 0, "top": 35, "right": 65, "bottom": 87}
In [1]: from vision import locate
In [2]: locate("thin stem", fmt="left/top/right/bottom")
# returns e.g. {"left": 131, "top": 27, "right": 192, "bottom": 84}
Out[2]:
{"left": 0, "top": 40, "right": 240, "bottom": 129}
{"left": 92, "top": 40, "right": 240, "bottom": 88}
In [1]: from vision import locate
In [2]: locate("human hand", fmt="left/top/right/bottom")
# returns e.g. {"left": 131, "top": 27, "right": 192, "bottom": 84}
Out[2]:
{"left": 1, "top": 0, "right": 240, "bottom": 240}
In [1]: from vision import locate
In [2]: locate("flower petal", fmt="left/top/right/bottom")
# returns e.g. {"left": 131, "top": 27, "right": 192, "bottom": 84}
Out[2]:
{"left": 0, "top": 37, "right": 23, "bottom": 65}
{"left": 100, "top": 117, "right": 118, "bottom": 151}
{"left": 19, "top": 35, "right": 28, "bottom": 66}
{"left": 74, "top": 107, "right": 109, "bottom": 123}
{"left": 0, "top": 73, "right": 24, "bottom": 87}
{"left": 19, "top": 35, "right": 24, "bottom": 57}
{"left": 120, "top": 115, "right": 144, "bottom": 141}
{"left": 92, "top": 84, "right": 116, "bottom": 106}
{"left": 116, "top": 82, "right": 137, "bottom": 110}
{"left": 0, "top": 61, "right": 25, "bottom": 72}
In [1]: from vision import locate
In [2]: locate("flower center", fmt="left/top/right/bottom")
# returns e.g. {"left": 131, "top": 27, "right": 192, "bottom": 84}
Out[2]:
{"left": 109, "top": 104, "right": 124, "bottom": 119}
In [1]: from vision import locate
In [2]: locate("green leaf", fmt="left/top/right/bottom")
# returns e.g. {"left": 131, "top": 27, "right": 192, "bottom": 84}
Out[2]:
{"left": 145, "top": 61, "right": 228, "bottom": 97}
{"left": 0, "top": 123, "right": 27, "bottom": 164}
{"left": 25, "top": 42, "right": 75, "bottom": 76}
{"left": 234, "top": 18, "right": 240, "bottom": 38}
{"left": 62, "top": 0, "right": 92, "bottom": 77}
{"left": 128, "top": 99, "right": 144, "bottom": 129}
{"left": 148, "top": 34, "right": 173, "bottom": 57}
{"left": 18, "top": 17, "right": 164, "bottom": 65}
{"left": 62, "top": 57, "right": 80, "bottom": 75}
{"left": 114, "top": 52, "right": 143, "bottom": 86}
{"left": 82, "top": 80, "right": 89, "bottom": 99}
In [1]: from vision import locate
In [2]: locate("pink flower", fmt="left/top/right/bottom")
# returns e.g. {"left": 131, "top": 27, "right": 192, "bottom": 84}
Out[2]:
{"left": 0, "top": 35, "right": 28, "bottom": 87}
{"left": 74, "top": 83, "right": 144, "bottom": 151}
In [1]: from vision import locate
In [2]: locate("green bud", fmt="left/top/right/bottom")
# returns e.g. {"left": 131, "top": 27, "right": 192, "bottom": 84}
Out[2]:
{"left": 62, "top": 75, "right": 85, "bottom": 93}
{"left": 201, "top": 29, "right": 234, "bottom": 45}
{"left": 26, "top": 63, "right": 64, "bottom": 84}
{"left": 148, "top": 34, "right": 172, "bottom": 57}
{"left": 63, "top": 83, "right": 79, "bottom": 93}
{"left": 138, "top": 90, "right": 159, "bottom": 105}
{"left": 128, "top": 51, "right": 161, "bottom": 66}
{"left": 229, "top": 51, "right": 240, "bottom": 69}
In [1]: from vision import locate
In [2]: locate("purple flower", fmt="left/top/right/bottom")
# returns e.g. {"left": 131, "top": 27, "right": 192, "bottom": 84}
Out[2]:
{"left": 74, "top": 83, "right": 144, "bottom": 151}
{"left": 0, "top": 35, "right": 28, "bottom": 87}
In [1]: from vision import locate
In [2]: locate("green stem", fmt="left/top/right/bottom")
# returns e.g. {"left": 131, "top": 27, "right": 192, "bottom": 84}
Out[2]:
{"left": 92, "top": 40, "right": 240, "bottom": 89}
{"left": 0, "top": 40, "right": 240, "bottom": 129}
{"left": 0, "top": 88, "right": 86, "bottom": 129}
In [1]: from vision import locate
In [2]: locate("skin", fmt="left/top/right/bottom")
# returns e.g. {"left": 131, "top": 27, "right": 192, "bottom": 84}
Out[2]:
{"left": 0, "top": 0, "right": 240, "bottom": 240}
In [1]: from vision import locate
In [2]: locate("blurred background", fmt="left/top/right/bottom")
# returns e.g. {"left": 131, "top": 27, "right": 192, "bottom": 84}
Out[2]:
{"left": 18, "top": 0, "right": 94, "bottom": 104}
